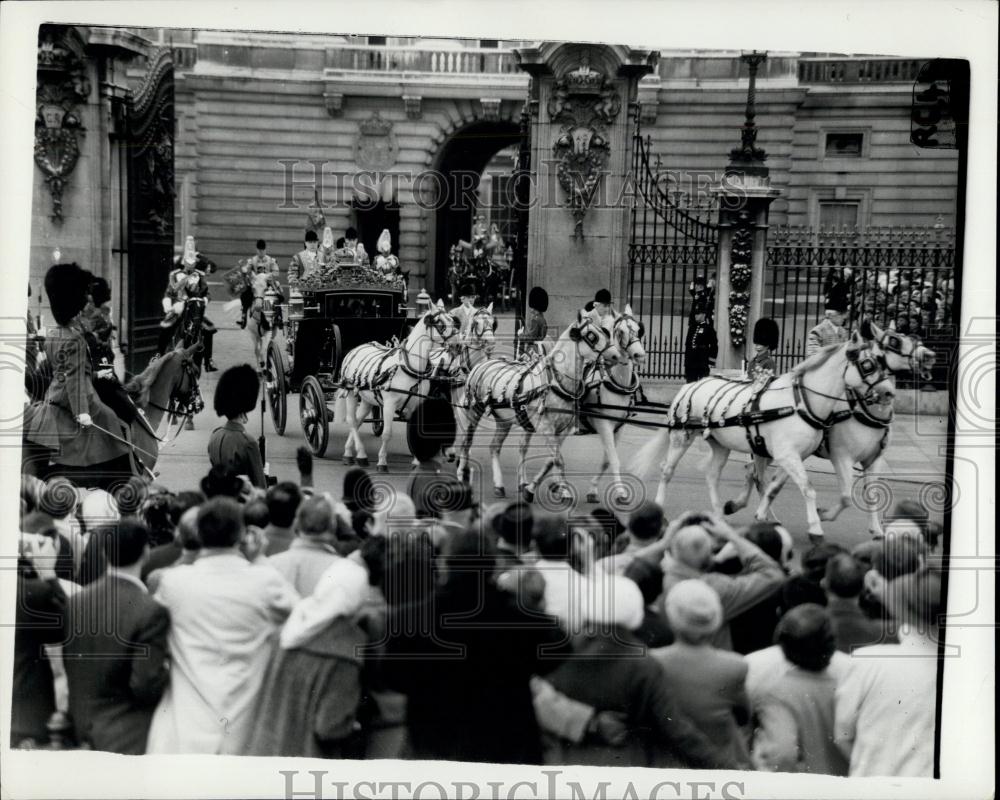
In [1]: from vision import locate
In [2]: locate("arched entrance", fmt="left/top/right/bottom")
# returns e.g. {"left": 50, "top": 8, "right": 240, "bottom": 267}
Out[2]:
{"left": 431, "top": 119, "right": 522, "bottom": 300}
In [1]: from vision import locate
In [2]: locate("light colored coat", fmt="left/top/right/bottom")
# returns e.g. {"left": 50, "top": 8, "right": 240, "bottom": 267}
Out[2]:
{"left": 145, "top": 552, "right": 298, "bottom": 754}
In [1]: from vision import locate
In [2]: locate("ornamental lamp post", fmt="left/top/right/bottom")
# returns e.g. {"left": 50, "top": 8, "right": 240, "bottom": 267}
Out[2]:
{"left": 713, "top": 50, "right": 780, "bottom": 374}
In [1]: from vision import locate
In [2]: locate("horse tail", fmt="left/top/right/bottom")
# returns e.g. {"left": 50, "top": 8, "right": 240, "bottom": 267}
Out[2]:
{"left": 332, "top": 389, "right": 348, "bottom": 426}
{"left": 630, "top": 427, "right": 670, "bottom": 478}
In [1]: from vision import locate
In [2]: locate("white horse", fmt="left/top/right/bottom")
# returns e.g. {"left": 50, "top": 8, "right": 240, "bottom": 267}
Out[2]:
{"left": 460, "top": 313, "right": 626, "bottom": 502}
{"left": 631, "top": 333, "right": 895, "bottom": 541}
{"left": 430, "top": 303, "right": 497, "bottom": 472}
{"left": 245, "top": 271, "right": 279, "bottom": 369}
{"left": 581, "top": 306, "right": 647, "bottom": 506}
{"left": 724, "top": 322, "right": 937, "bottom": 535}
{"left": 336, "top": 301, "right": 459, "bottom": 471}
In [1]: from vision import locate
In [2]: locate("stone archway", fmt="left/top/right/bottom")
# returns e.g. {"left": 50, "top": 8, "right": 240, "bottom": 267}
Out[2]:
{"left": 429, "top": 118, "right": 521, "bottom": 298}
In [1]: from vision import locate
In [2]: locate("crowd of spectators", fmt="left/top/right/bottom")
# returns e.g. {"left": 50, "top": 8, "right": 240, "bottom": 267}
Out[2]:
{"left": 14, "top": 431, "right": 944, "bottom": 777}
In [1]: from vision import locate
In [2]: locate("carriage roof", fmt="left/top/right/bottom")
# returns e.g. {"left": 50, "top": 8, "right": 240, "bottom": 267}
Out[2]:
{"left": 297, "top": 264, "right": 406, "bottom": 297}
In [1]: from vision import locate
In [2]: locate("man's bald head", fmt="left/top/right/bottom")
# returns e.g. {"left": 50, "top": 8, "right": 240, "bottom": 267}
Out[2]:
{"left": 177, "top": 506, "right": 201, "bottom": 551}
{"left": 671, "top": 524, "right": 714, "bottom": 571}
{"left": 295, "top": 496, "right": 335, "bottom": 537}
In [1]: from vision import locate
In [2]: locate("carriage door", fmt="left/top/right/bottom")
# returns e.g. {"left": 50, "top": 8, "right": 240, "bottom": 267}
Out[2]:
{"left": 123, "top": 48, "right": 175, "bottom": 376}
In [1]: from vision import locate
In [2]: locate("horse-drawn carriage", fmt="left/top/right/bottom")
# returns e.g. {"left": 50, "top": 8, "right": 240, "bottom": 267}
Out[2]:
{"left": 263, "top": 255, "right": 426, "bottom": 459}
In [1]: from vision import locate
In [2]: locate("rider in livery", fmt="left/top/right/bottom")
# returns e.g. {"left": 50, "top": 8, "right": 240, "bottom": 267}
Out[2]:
{"left": 23, "top": 263, "right": 132, "bottom": 483}
{"left": 747, "top": 317, "right": 779, "bottom": 386}
{"left": 156, "top": 236, "right": 218, "bottom": 371}
{"left": 239, "top": 239, "right": 279, "bottom": 329}
{"left": 288, "top": 229, "right": 320, "bottom": 285}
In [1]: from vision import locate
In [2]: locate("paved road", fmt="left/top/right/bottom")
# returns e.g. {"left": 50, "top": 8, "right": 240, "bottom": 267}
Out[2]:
{"left": 152, "top": 301, "right": 948, "bottom": 555}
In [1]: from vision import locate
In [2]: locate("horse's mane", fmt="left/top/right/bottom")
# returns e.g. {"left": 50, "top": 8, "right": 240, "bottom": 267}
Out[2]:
{"left": 124, "top": 351, "right": 172, "bottom": 405}
{"left": 790, "top": 341, "right": 848, "bottom": 376}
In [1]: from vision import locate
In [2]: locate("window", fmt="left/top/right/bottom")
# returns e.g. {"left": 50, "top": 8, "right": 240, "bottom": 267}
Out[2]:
{"left": 825, "top": 132, "right": 864, "bottom": 157}
{"left": 479, "top": 39, "right": 499, "bottom": 49}
{"left": 367, "top": 36, "right": 386, "bottom": 46}
{"left": 819, "top": 201, "right": 860, "bottom": 229}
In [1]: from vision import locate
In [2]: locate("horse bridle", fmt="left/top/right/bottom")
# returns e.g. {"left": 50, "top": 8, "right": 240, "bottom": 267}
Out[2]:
{"left": 614, "top": 313, "right": 645, "bottom": 358}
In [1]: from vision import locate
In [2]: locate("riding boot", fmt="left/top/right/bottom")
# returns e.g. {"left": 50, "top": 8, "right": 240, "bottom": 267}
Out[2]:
{"left": 155, "top": 325, "right": 174, "bottom": 358}
{"left": 202, "top": 330, "right": 218, "bottom": 372}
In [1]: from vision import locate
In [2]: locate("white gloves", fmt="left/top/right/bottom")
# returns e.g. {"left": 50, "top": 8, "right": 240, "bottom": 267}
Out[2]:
{"left": 76, "top": 413, "right": 93, "bottom": 427}
{"left": 162, "top": 297, "right": 172, "bottom": 314}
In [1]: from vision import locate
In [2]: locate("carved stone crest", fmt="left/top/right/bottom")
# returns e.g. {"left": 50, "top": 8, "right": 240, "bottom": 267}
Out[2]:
{"left": 34, "top": 25, "right": 91, "bottom": 223}
{"left": 547, "top": 56, "right": 622, "bottom": 238}
{"left": 354, "top": 111, "right": 398, "bottom": 171}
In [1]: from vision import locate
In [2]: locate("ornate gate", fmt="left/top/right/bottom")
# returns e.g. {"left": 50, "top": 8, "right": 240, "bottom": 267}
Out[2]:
{"left": 512, "top": 102, "right": 532, "bottom": 316}
{"left": 124, "top": 48, "right": 175, "bottom": 375}
{"left": 627, "top": 110, "right": 720, "bottom": 378}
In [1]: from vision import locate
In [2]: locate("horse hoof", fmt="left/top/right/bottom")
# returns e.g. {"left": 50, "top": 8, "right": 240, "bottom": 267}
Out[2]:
{"left": 494, "top": 487, "right": 506, "bottom": 498}
{"left": 586, "top": 491, "right": 599, "bottom": 504}
{"left": 723, "top": 500, "right": 738, "bottom": 515}
{"left": 377, "top": 464, "right": 389, "bottom": 473}
{"left": 808, "top": 533, "right": 825, "bottom": 546}
{"left": 356, "top": 457, "right": 369, "bottom": 468}
{"left": 342, "top": 456, "right": 355, "bottom": 466}
{"left": 521, "top": 487, "right": 535, "bottom": 503}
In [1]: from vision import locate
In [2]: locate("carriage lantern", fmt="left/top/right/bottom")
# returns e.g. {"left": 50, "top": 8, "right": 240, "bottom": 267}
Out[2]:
{"left": 416, "top": 288, "right": 432, "bottom": 315}
{"left": 288, "top": 287, "right": 305, "bottom": 321}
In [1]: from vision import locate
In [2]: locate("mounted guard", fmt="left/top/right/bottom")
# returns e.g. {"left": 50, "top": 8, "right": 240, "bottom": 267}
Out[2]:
{"left": 156, "top": 235, "right": 218, "bottom": 372}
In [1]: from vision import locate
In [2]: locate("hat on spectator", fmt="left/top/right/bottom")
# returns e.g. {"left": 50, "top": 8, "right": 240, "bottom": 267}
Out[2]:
{"left": 665, "top": 579, "right": 723, "bottom": 638}
{"left": 493, "top": 501, "right": 534, "bottom": 550}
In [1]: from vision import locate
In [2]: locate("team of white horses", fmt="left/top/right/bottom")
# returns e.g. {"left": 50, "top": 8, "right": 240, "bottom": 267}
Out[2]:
{"left": 254, "top": 295, "right": 933, "bottom": 538}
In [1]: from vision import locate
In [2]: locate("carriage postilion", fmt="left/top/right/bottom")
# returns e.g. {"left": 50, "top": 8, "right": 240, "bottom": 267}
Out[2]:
{"left": 262, "top": 253, "right": 419, "bottom": 458}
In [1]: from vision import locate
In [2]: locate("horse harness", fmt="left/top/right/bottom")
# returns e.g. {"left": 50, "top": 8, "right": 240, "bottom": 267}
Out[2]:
{"left": 669, "top": 346, "right": 890, "bottom": 459}
{"left": 339, "top": 309, "right": 459, "bottom": 417}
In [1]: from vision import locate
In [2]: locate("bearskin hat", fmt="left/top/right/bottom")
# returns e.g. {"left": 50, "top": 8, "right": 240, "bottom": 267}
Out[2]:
{"left": 213, "top": 364, "right": 260, "bottom": 418}
{"left": 752, "top": 317, "right": 780, "bottom": 350}
{"left": 45, "top": 262, "right": 91, "bottom": 325}
{"left": 407, "top": 397, "right": 457, "bottom": 462}
{"left": 90, "top": 276, "right": 112, "bottom": 307}
{"left": 256, "top": 239, "right": 267, "bottom": 250}
{"left": 528, "top": 286, "right": 549, "bottom": 313}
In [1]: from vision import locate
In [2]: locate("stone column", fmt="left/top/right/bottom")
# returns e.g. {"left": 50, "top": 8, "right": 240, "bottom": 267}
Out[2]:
{"left": 514, "top": 43, "right": 657, "bottom": 329}
{"left": 713, "top": 52, "right": 779, "bottom": 373}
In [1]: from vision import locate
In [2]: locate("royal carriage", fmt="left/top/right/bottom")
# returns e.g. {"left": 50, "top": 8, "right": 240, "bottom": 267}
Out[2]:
{"left": 263, "top": 251, "right": 417, "bottom": 457}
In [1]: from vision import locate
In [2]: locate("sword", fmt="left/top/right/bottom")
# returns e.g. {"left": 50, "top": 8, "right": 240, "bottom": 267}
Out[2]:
{"left": 84, "top": 421, "right": 159, "bottom": 480}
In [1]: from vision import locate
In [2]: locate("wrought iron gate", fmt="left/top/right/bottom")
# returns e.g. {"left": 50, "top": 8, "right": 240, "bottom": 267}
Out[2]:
{"left": 627, "top": 109, "right": 720, "bottom": 379}
{"left": 512, "top": 102, "right": 532, "bottom": 317}
{"left": 124, "top": 48, "right": 175, "bottom": 376}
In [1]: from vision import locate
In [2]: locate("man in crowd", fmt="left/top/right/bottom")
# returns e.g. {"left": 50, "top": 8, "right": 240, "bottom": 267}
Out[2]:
{"left": 661, "top": 512, "right": 785, "bottom": 650}
{"left": 263, "top": 481, "right": 302, "bottom": 556}
{"left": 145, "top": 497, "right": 299, "bottom": 754}
{"left": 62, "top": 520, "right": 170, "bottom": 754}
{"left": 267, "top": 495, "right": 343, "bottom": 595}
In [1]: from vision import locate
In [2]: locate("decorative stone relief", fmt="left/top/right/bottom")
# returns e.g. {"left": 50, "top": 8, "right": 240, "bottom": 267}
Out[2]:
{"left": 354, "top": 111, "right": 398, "bottom": 171}
{"left": 480, "top": 98, "right": 502, "bottom": 122}
{"left": 324, "top": 92, "right": 344, "bottom": 117}
{"left": 402, "top": 95, "right": 422, "bottom": 120}
{"left": 547, "top": 55, "right": 622, "bottom": 238}
{"left": 34, "top": 25, "right": 91, "bottom": 223}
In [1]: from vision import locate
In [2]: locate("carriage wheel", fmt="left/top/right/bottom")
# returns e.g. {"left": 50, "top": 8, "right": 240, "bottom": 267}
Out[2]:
{"left": 370, "top": 406, "right": 384, "bottom": 437}
{"left": 266, "top": 341, "right": 287, "bottom": 435}
{"left": 299, "top": 375, "right": 329, "bottom": 457}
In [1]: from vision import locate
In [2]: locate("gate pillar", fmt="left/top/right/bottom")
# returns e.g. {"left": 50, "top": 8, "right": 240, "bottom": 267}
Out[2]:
{"left": 514, "top": 43, "right": 658, "bottom": 329}
{"left": 713, "top": 52, "right": 779, "bottom": 373}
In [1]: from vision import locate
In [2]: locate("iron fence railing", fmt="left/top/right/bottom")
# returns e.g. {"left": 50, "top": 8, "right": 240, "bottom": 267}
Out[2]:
{"left": 764, "top": 225, "right": 957, "bottom": 388}
{"left": 628, "top": 110, "right": 720, "bottom": 380}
